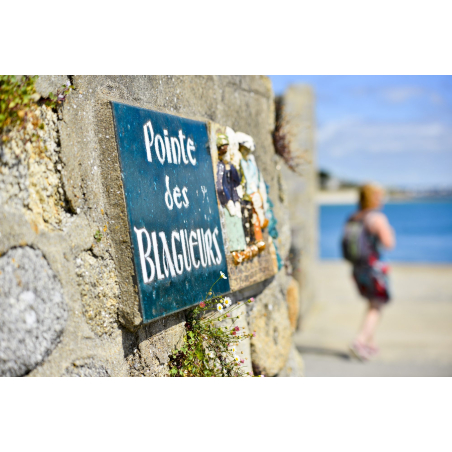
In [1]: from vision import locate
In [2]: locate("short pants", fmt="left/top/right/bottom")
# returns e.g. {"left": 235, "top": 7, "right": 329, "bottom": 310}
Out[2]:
{"left": 352, "top": 259, "right": 391, "bottom": 303}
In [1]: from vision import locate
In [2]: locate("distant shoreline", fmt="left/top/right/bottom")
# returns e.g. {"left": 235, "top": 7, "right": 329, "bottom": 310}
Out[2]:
{"left": 316, "top": 189, "right": 452, "bottom": 205}
{"left": 319, "top": 258, "right": 452, "bottom": 266}
{"left": 316, "top": 189, "right": 358, "bottom": 205}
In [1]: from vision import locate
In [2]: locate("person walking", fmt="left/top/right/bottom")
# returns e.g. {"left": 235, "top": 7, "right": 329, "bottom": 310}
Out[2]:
{"left": 342, "top": 184, "right": 395, "bottom": 360}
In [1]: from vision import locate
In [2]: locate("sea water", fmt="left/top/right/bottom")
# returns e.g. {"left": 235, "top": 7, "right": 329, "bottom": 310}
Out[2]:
{"left": 320, "top": 200, "right": 452, "bottom": 263}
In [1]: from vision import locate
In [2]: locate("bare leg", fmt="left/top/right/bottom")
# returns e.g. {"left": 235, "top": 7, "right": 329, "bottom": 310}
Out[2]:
{"left": 356, "top": 300, "right": 382, "bottom": 346}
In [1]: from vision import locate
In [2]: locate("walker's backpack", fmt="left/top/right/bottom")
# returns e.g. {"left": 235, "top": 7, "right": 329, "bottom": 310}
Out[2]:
{"left": 341, "top": 215, "right": 374, "bottom": 264}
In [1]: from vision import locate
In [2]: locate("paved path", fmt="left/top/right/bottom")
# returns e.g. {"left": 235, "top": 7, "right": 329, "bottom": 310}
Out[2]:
{"left": 294, "top": 262, "right": 452, "bottom": 377}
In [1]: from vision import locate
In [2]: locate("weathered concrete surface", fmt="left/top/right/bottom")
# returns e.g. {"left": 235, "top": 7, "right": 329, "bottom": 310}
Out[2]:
{"left": 295, "top": 262, "right": 452, "bottom": 376}
{"left": 131, "top": 312, "right": 186, "bottom": 377}
{"left": 277, "top": 343, "right": 304, "bottom": 377}
{"left": 247, "top": 271, "right": 293, "bottom": 376}
{"left": 1, "top": 75, "right": 299, "bottom": 377}
{"left": 0, "top": 247, "right": 67, "bottom": 376}
{"left": 280, "top": 85, "right": 317, "bottom": 326}
{"left": 63, "top": 359, "right": 110, "bottom": 377}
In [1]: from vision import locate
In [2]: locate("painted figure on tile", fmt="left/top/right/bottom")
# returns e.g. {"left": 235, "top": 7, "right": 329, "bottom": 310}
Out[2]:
{"left": 236, "top": 132, "right": 268, "bottom": 252}
{"left": 215, "top": 133, "right": 247, "bottom": 257}
{"left": 225, "top": 127, "right": 254, "bottom": 256}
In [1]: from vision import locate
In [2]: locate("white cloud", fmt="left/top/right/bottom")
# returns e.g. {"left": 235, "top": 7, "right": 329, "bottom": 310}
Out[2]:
{"left": 352, "top": 85, "right": 445, "bottom": 105}
{"left": 381, "top": 87, "right": 425, "bottom": 103}
{"left": 317, "top": 118, "right": 452, "bottom": 157}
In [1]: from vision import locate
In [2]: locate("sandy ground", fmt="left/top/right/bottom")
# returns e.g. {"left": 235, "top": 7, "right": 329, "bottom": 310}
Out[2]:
{"left": 294, "top": 261, "right": 452, "bottom": 376}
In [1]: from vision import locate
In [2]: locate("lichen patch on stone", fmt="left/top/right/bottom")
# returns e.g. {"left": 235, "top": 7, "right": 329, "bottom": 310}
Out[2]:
{"left": 0, "top": 105, "right": 70, "bottom": 227}
{"left": 75, "top": 250, "right": 119, "bottom": 336}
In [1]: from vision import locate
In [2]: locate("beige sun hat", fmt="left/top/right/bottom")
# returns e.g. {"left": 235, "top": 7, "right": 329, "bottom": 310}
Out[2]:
{"left": 235, "top": 132, "right": 255, "bottom": 152}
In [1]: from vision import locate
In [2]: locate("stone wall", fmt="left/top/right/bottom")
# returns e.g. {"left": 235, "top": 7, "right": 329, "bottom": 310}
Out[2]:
{"left": 279, "top": 85, "right": 317, "bottom": 326}
{"left": 0, "top": 75, "right": 304, "bottom": 377}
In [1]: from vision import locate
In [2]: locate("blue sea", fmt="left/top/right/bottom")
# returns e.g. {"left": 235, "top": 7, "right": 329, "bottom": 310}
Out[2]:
{"left": 320, "top": 200, "right": 452, "bottom": 263}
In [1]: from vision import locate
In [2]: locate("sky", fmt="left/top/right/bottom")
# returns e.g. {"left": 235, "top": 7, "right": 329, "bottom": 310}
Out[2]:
{"left": 268, "top": 75, "right": 452, "bottom": 189}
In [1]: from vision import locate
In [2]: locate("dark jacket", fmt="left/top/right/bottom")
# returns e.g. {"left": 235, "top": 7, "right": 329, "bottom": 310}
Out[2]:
{"left": 216, "top": 161, "right": 241, "bottom": 206}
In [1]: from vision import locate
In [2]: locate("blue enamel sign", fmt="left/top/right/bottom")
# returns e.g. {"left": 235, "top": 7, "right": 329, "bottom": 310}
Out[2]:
{"left": 111, "top": 102, "right": 230, "bottom": 322}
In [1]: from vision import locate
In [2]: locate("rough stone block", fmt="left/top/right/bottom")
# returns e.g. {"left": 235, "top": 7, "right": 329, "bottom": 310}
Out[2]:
{"left": 247, "top": 271, "right": 292, "bottom": 376}
{"left": 34, "top": 75, "right": 69, "bottom": 98}
{"left": 0, "top": 105, "right": 67, "bottom": 226}
{"left": 0, "top": 247, "right": 67, "bottom": 376}
{"left": 286, "top": 277, "right": 300, "bottom": 331}
{"left": 281, "top": 85, "right": 317, "bottom": 324}
{"left": 277, "top": 343, "right": 304, "bottom": 377}
{"left": 127, "top": 312, "right": 186, "bottom": 377}
{"left": 75, "top": 250, "right": 120, "bottom": 336}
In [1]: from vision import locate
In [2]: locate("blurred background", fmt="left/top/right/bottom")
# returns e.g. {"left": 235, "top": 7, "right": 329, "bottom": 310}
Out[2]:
{"left": 269, "top": 75, "right": 452, "bottom": 376}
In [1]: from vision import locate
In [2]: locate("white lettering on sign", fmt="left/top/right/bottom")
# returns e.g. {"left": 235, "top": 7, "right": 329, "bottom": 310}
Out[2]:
{"left": 171, "top": 231, "right": 183, "bottom": 275}
{"left": 179, "top": 130, "right": 188, "bottom": 164}
{"left": 197, "top": 229, "right": 207, "bottom": 268}
{"left": 155, "top": 134, "right": 166, "bottom": 165}
{"left": 134, "top": 226, "right": 155, "bottom": 283}
{"left": 143, "top": 121, "right": 154, "bottom": 163}
{"left": 143, "top": 120, "right": 196, "bottom": 167}
{"left": 212, "top": 228, "right": 222, "bottom": 265}
{"left": 135, "top": 116, "right": 222, "bottom": 286}
{"left": 171, "top": 136, "right": 181, "bottom": 164}
{"left": 189, "top": 230, "right": 200, "bottom": 269}
{"left": 164, "top": 175, "right": 189, "bottom": 210}
{"left": 182, "top": 187, "right": 189, "bottom": 207}
{"left": 159, "top": 231, "right": 176, "bottom": 278}
{"left": 173, "top": 186, "right": 182, "bottom": 209}
{"left": 143, "top": 120, "right": 198, "bottom": 212}
{"left": 134, "top": 226, "right": 223, "bottom": 284}
{"left": 181, "top": 229, "right": 192, "bottom": 271}
{"left": 151, "top": 231, "right": 164, "bottom": 280}
{"left": 163, "top": 130, "right": 172, "bottom": 164}
{"left": 164, "top": 175, "right": 174, "bottom": 210}
{"left": 187, "top": 138, "right": 197, "bottom": 165}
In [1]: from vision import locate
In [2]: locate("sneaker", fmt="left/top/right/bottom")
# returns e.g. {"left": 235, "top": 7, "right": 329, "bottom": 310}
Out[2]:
{"left": 349, "top": 341, "right": 370, "bottom": 361}
{"left": 365, "top": 344, "right": 379, "bottom": 358}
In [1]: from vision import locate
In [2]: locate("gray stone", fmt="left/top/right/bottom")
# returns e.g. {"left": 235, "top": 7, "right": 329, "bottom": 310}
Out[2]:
{"left": 0, "top": 247, "right": 67, "bottom": 376}
{"left": 277, "top": 343, "right": 304, "bottom": 377}
{"left": 63, "top": 359, "right": 109, "bottom": 377}
{"left": 34, "top": 75, "right": 69, "bottom": 98}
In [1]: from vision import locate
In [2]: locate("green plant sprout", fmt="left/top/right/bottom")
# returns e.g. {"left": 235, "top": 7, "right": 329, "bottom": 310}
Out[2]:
{"left": 94, "top": 229, "right": 103, "bottom": 243}
{"left": 0, "top": 75, "right": 39, "bottom": 139}
{"left": 168, "top": 272, "right": 260, "bottom": 377}
{"left": 0, "top": 75, "right": 74, "bottom": 141}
